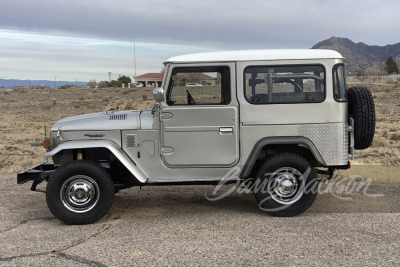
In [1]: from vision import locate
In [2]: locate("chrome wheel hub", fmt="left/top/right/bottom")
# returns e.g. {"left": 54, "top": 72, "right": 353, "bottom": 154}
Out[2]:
{"left": 60, "top": 175, "right": 100, "bottom": 213}
{"left": 268, "top": 167, "right": 305, "bottom": 205}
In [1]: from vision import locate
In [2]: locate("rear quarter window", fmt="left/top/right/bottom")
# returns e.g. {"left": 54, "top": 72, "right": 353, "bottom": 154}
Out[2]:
{"left": 333, "top": 64, "right": 348, "bottom": 102}
{"left": 244, "top": 65, "right": 325, "bottom": 104}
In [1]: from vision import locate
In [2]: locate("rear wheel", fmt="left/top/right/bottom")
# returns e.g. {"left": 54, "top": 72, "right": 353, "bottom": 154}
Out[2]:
{"left": 253, "top": 153, "right": 319, "bottom": 217}
{"left": 46, "top": 160, "right": 114, "bottom": 225}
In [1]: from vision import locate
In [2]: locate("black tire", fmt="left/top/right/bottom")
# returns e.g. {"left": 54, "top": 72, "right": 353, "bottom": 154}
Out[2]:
{"left": 348, "top": 86, "right": 375, "bottom": 149}
{"left": 253, "top": 153, "right": 319, "bottom": 217}
{"left": 46, "top": 160, "right": 114, "bottom": 225}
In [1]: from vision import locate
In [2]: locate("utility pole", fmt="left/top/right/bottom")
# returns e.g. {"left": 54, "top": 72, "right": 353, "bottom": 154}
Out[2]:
{"left": 108, "top": 72, "right": 112, "bottom": 82}
{"left": 134, "top": 42, "right": 137, "bottom": 82}
{"left": 54, "top": 76, "right": 58, "bottom": 89}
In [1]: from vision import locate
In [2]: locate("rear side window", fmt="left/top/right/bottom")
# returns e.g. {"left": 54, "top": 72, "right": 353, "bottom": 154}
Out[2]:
{"left": 333, "top": 64, "right": 348, "bottom": 102}
{"left": 244, "top": 65, "right": 325, "bottom": 104}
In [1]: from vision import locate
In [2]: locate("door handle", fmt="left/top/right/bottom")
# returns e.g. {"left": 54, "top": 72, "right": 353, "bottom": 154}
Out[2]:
{"left": 219, "top": 127, "right": 233, "bottom": 134}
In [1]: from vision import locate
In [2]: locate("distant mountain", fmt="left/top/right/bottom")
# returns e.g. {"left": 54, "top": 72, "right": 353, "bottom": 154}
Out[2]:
{"left": 0, "top": 79, "right": 87, "bottom": 89}
{"left": 312, "top": 37, "right": 400, "bottom": 73}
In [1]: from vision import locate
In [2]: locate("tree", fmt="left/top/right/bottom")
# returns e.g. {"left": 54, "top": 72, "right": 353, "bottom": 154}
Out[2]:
{"left": 87, "top": 79, "right": 97, "bottom": 88}
{"left": 60, "top": 84, "right": 73, "bottom": 89}
{"left": 98, "top": 81, "right": 109, "bottom": 88}
{"left": 187, "top": 73, "right": 201, "bottom": 83}
{"left": 384, "top": 56, "right": 399, "bottom": 74}
{"left": 117, "top": 75, "right": 131, "bottom": 86}
{"left": 109, "top": 80, "right": 122, "bottom": 87}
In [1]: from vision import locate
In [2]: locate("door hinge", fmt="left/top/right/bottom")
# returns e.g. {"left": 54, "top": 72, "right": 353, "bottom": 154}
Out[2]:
{"left": 160, "top": 112, "right": 173, "bottom": 120}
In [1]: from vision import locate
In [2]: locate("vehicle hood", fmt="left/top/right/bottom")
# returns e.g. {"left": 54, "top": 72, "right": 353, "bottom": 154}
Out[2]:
{"left": 50, "top": 109, "right": 154, "bottom": 131}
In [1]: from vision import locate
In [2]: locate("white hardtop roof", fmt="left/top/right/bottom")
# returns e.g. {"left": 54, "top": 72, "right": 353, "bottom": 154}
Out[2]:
{"left": 165, "top": 49, "right": 343, "bottom": 63}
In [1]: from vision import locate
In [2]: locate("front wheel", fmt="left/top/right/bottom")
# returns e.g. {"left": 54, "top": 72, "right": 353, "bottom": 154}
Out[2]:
{"left": 253, "top": 153, "right": 319, "bottom": 217}
{"left": 46, "top": 160, "right": 114, "bottom": 225}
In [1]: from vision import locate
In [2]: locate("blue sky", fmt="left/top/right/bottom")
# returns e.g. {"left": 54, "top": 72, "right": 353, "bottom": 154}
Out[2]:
{"left": 1, "top": 0, "right": 399, "bottom": 82}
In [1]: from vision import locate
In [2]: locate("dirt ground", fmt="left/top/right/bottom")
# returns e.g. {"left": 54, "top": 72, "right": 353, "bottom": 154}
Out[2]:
{"left": 0, "top": 83, "right": 399, "bottom": 174}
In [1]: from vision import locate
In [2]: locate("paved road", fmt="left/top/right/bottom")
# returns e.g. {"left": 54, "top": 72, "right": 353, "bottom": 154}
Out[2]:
{"left": 1, "top": 174, "right": 399, "bottom": 266}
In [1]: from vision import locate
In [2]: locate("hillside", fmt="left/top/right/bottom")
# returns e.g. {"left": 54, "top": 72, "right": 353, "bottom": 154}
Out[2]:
{"left": 312, "top": 37, "right": 400, "bottom": 73}
{"left": 0, "top": 79, "right": 87, "bottom": 88}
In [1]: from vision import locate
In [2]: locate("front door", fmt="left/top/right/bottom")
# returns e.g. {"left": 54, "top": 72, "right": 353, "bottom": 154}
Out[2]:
{"left": 161, "top": 63, "right": 239, "bottom": 167}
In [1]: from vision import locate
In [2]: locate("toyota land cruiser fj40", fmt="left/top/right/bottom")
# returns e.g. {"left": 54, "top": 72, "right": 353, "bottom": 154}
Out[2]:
{"left": 18, "top": 49, "right": 375, "bottom": 224}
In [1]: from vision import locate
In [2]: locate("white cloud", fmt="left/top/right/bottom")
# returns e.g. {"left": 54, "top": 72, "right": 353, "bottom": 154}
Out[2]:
{"left": 0, "top": 30, "right": 210, "bottom": 81}
{"left": 1, "top": 0, "right": 399, "bottom": 47}
{"left": 0, "top": 0, "right": 399, "bottom": 80}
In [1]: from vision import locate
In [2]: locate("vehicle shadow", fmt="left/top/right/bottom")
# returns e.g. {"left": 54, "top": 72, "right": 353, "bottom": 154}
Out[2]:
{"left": 111, "top": 183, "right": 400, "bottom": 217}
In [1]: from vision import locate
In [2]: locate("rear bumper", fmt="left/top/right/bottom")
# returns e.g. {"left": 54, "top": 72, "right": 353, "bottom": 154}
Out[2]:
{"left": 17, "top": 162, "right": 56, "bottom": 190}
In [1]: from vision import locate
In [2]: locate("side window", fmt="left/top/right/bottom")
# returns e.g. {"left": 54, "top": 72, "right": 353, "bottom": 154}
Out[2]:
{"left": 244, "top": 65, "right": 325, "bottom": 104}
{"left": 333, "top": 64, "right": 348, "bottom": 102}
{"left": 167, "top": 66, "right": 230, "bottom": 105}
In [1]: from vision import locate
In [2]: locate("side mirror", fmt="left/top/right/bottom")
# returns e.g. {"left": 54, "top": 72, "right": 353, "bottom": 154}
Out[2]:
{"left": 153, "top": 87, "right": 165, "bottom": 102}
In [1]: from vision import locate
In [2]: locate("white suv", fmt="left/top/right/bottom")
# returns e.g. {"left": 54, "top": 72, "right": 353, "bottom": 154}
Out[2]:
{"left": 18, "top": 49, "right": 375, "bottom": 224}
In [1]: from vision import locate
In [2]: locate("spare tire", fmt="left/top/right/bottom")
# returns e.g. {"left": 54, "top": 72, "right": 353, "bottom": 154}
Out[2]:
{"left": 348, "top": 87, "right": 375, "bottom": 149}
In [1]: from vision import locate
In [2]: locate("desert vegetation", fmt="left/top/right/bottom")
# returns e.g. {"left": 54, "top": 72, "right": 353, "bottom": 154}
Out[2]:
{"left": 0, "top": 87, "right": 153, "bottom": 173}
{"left": 350, "top": 82, "right": 400, "bottom": 166}
{"left": 0, "top": 83, "right": 399, "bottom": 173}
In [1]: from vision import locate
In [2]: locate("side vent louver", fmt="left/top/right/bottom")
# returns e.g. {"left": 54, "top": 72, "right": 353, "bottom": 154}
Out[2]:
{"left": 109, "top": 114, "right": 127, "bottom": 120}
{"left": 125, "top": 134, "right": 138, "bottom": 147}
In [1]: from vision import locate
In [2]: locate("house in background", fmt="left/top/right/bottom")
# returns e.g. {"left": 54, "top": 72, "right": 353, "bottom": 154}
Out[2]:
{"left": 135, "top": 73, "right": 163, "bottom": 87}
{"left": 135, "top": 72, "right": 215, "bottom": 87}
{"left": 176, "top": 73, "right": 215, "bottom": 86}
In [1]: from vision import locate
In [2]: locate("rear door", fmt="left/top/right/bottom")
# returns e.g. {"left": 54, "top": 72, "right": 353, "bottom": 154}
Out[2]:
{"left": 161, "top": 63, "right": 239, "bottom": 167}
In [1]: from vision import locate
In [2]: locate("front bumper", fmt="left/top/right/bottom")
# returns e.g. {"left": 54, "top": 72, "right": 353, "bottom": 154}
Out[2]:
{"left": 17, "top": 162, "right": 56, "bottom": 191}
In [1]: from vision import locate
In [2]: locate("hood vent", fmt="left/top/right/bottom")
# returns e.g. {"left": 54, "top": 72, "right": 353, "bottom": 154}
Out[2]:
{"left": 125, "top": 134, "right": 138, "bottom": 147}
{"left": 109, "top": 114, "right": 127, "bottom": 120}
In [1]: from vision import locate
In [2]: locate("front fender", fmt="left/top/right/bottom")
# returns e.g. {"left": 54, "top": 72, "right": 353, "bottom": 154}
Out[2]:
{"left": 45, "top": 140, "right": 147, "bottom": 183}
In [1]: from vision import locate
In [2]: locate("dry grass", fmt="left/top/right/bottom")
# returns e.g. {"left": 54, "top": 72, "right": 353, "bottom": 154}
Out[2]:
{"left": 0, "top": 87, "right": 153, "bottom": 173}
{"left": 0, "top": 84, "right": 399, "bottom": 173}
{"left": 349, "top": 83, "right": 400, "bottom": 166}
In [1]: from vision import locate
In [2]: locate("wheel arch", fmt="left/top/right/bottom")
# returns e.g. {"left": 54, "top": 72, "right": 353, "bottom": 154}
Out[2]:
{"left": 240, "top": 137, "right": 326, "bottom": 179}
{"left": 45, "top": 140, "right": 147, "bottom": 183}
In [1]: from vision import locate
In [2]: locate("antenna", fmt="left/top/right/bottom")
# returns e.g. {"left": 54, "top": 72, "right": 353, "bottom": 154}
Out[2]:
{"left": 108, "top": 72, "right": 112, "bottom": 82}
